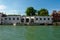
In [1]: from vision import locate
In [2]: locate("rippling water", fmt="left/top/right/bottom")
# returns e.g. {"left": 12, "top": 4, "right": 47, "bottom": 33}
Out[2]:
{"left": 0, "top": 25, "right": 60, "bottom": 40}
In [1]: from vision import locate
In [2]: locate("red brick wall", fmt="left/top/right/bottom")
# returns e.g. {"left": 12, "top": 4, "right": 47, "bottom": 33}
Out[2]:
{"left": 52, "top": 13, "right": 60, "bottom": 22}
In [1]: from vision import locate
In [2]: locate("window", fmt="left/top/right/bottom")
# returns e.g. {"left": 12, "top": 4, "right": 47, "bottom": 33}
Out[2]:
{"left": 5, "top": 18, "right": 7, "bottom": 20}
{"left": 48, "top": 18, "right": 50, "bottom": 20}
{"left": 31, "top": 19, "right": 34, "bottom": 23}
{"left": 26, "top": 18, "right": 29, "bottom": 22}
{"left": 40, "top": 18, "right": 42, "bottom": 20}
{"left": 17, "top": 18, "right": 19, "bottom": 20}
{"left": 9, "top": 18, "right": 11, "bottom": 20}
{"left": 44, "top": 18, "right": 46, "bottom": 20}
{"left": 21, "top": 18, "right": 24, "bottom": 22}
{"left": 13, "top": 18, "right": 15, "bottom": 20}
{"left": 36, "top": 18, "right": 38, "bottom": 20}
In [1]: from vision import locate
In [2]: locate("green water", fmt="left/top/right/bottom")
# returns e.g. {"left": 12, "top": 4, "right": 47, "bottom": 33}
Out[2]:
{"left": 0, "top": 25, "right": 60, "bottom": 40}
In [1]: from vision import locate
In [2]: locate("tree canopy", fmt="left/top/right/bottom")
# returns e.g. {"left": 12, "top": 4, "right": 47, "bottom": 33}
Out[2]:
{"left": 26, "top": 7, "right": 36, "bottom": 16}
{"left": 38, "top": 8, "right": 49, "bottom": 16}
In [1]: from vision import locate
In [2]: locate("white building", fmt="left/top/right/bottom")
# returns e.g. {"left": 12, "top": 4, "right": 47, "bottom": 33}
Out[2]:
{"left": 20, "top": 16, "right": 53, "bottom": 24}
{"left": 2, "top": 15, "right": 21, "bottom": 24}
{"left": 21, "top": 16, "right": 35, "bottom": 24}
{"left": 34, "top": 16, "right": 53, "bottom": 24}
{"left": 0, "top": 13, "right": 53, "bottom": 25}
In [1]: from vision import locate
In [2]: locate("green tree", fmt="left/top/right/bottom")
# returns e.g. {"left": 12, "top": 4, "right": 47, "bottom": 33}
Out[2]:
{"left": 38, "top": 8, "right": 49, "bottom": 16}
{"left": 26, "top": 7, "right": 36, "bottom": 16}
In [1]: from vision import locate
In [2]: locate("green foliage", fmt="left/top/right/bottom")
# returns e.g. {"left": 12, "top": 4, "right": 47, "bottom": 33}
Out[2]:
{"left": 38, "top": 8, "right": 49, "bottom": 16}
{"left": 26, "top": 7, "right": 36, "bottom": 16}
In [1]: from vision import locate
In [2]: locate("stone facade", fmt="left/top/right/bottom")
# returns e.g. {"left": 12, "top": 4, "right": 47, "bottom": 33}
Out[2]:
{"left": 0, "top": 13, "right": 53, "bottom": 25}
{"left": 34, "top": 16, "right": 53, "bottom": 24}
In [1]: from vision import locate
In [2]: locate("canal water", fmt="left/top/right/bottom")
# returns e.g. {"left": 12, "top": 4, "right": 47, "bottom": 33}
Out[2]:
{"left": 0, "top": 25, "right": 60, "bottom": 40}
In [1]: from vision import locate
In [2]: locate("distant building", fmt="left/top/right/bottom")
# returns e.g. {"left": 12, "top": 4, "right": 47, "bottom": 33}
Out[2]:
{"left": 52, "top": 10, "right": 60, "bottom": 22}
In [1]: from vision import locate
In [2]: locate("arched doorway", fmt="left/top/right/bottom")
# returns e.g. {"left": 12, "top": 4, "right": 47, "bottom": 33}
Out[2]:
{"left": 21, "top": 18, "right": 24, "bottom": 23}
{"left": 30, "top": 19, "right": 34, "bottom": 23}
{"left": 26, "top": 18, "right": 29, "bottom": 23}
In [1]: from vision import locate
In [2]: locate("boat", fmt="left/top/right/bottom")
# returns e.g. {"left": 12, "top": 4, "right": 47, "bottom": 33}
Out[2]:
{"left": 13, "top": 23, "right": 16, "bottom": 26}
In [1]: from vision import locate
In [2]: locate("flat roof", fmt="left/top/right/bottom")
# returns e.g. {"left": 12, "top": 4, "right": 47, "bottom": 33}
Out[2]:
{"left": 7, "top": 15, "right": 21, "bottom": 16}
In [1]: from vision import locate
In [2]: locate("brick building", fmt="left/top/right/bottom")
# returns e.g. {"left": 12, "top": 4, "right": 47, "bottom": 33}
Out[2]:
{"left": 52, "top": 10, "right": 60, "bottom": 22}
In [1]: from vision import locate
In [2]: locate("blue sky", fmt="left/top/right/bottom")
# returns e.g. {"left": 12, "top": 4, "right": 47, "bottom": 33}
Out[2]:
{"left": 0, "top": 0, "right": 60, "bottom": 15}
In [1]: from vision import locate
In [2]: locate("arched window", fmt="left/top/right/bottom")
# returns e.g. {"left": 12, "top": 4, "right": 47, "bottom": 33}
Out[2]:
{"left": 36, "top": 18, "right": 38, "bottom": 20}
{"left": 48, "top": 18, "right": 50, "bottom": 20}
{"left": 5, "top": 18, "right": 7, "bottom": 20}
{"left": 17, "top": 18, "right": 19, "bottom": 20}
{"left": 21, "top": 18, "right": 24, "bottom": 22}
{"left": 44, "top": 18, "right": 46, "bottom": 20}
{"left": 13, "top": 18, "right": 15, "bottom": 20}
{"left": 40, "top": 18, "right": 42, "bottom": 20}
{"left": 9, "top": 18, "right": 11, "bottom": 20}
{"left": 26, "top": 18, "right": 29, "bottom": 22}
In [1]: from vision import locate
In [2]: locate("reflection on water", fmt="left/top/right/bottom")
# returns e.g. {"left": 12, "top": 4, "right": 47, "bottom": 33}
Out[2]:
{"left": 0, "top": 25, "right": 60, "bottom": 40}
